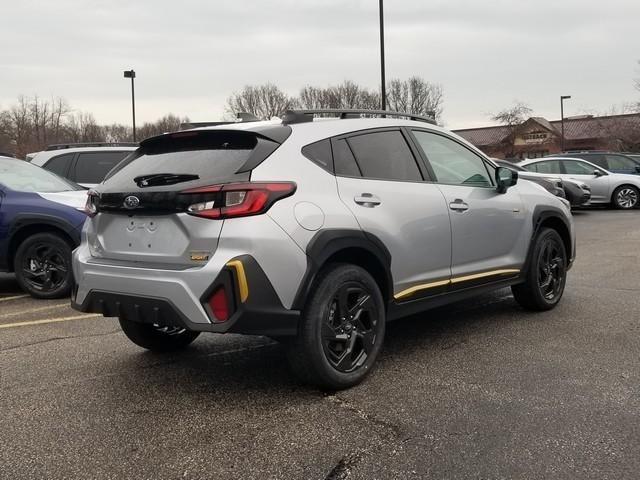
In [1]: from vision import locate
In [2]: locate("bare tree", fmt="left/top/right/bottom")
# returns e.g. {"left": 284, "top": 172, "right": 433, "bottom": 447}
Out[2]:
{"left": 597, "top": 104, "right": 640, "bottom": 152}
{"left": 225, "top": 84, "right": 294, "bottom": 120}
{"left": 65, "top": 112, "right": 102, "bottom": 143}
{"left": 137, "top": 114, "right": 190, "bottom": 140}
{"left": 491, "top": 102, "right": 533, "bottom": 157}
{"left": 297, "top": 81, "right": 381, "bottom": 111}
{"left": 386, "top": 77, "right": 443, "bottom": 121}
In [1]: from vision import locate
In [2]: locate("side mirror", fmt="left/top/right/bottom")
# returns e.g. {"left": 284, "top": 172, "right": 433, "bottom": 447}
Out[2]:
{"left": 593, "top": 170, "right": 605, "bottom": 177}
{"left": 496, "top": 166, "right": 518, "bottom": 193}
{"left": 634, "top": 166, "right": 640, "bottom": 174}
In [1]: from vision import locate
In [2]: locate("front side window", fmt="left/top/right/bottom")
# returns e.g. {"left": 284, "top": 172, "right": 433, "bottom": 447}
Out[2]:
{"left": 525, "top": 160, "right": 562, "bottom": 174}
{"left": 74, "top": 151, "right": 132, "bottom": 184}
{"left": 581, "top": 154, "right": 605, "bottom": 168}
{"left": 346, "top": 130, "right": 422, "bottom": 182}
{"left": 562, "top": 160, "right": 599, "bottom": 175}
{"left": 412, "top": 130, "right": 492, "bottom": 187}
{"left": 0, "top": 158, "right": 80, "bottom": 192}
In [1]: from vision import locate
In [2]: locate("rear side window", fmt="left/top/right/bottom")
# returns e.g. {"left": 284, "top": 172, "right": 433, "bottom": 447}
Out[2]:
{"left": 605, "top": 155, "right": 635, "bottom": 170}
{"left": 43, "top": 153, "right": 74, "bottom": 177}
{"left": 525, "top": 160, "right": 562, "bottom": 174}
{"left": 333, "top": 139, "right": 361, "bottom": 177}
{"left": 346, "top": 130, "right": 422, "bottom": 182}
{"left": 302, "top": 139, "right": 332, "bottom": 171}
{"left": 74, "top": 151, "right": 132, "bottom": 184}
{"left": 102, "top": 131, "right": 268, "bottom": 191}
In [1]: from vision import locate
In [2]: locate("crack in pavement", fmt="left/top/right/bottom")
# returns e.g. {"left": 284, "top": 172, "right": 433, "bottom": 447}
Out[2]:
{"left": 323, "top": 394, "right": 407, "bottom": 479}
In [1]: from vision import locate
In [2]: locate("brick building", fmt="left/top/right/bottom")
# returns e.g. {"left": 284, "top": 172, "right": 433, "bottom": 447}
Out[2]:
{"left": 453, "top": 113, "right": 640, "bottom": 160}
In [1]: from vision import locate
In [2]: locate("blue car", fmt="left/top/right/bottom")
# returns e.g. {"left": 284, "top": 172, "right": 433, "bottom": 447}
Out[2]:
{"left": 0, "top": 157, "right": 88, "bottom": 298}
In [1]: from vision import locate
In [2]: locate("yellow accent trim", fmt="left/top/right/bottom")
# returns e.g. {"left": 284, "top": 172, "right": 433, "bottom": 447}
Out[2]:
{"left": 393, "top": 279, "right": 451, "bottom": 300}
{"left": 226, "top": 260, "right": 249, "bottom": 303}
{"left": 393, "top": 268, "right": 520, "bottom": 300}
{"left": 449, "top": 269, "right": 521, "bottom": 284}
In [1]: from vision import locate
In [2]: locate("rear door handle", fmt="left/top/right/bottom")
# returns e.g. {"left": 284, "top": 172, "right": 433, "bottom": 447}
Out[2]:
{"left": 449, "top": 199, "right": 469, "bottom": 212}
{"left": 354, "top": 193, "right": 381, "bottom": 207}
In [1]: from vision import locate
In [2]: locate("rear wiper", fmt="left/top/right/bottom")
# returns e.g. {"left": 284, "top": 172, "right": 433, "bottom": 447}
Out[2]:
{"left": 134, "top": 173, "right": 199, "bottom": 187}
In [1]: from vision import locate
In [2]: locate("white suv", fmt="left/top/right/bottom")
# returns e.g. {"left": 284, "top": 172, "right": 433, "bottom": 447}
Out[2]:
{"left": 72, "top": 110, "right": 575, "bottom": 389}
{"left": 29, "top": 143, "right": 137, "bottom": 188}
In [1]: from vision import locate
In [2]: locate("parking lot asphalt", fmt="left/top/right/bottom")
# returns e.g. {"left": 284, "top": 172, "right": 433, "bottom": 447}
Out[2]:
{"left": 1, "top": 209, "right": 639, "bottom": 479}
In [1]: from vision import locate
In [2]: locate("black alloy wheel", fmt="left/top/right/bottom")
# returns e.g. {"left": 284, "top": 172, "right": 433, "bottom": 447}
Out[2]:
{"left": 14, "top": 233, "right": 73, "bottom": 299}
{"left": 537, "top": 237, "right": 566, "bottom": 302}
{"left": 322, "top": 283, "right": 380, "bottom": 373}
{"left": 287, "top": 263, "right": 386, "bottom": 390}
{"left": 119, "top": 318, "right": 200, "bottom": 352}
{"left": 512, "top": 227, "right": 567, "bottom": 311}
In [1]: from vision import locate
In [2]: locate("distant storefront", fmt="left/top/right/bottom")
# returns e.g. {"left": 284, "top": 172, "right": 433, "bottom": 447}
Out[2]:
{"left": 453, "top": 113, "right": 640, "bottom": 159}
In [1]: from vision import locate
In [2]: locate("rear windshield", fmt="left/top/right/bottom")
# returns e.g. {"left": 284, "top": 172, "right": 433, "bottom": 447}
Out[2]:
{"left": 102, "top": 131, "right": 264, "bottom": 192}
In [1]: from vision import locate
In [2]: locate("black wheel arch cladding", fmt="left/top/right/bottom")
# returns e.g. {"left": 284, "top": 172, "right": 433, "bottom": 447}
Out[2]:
{"left": 292, "top": 229, "right": 393, "bottom": 311}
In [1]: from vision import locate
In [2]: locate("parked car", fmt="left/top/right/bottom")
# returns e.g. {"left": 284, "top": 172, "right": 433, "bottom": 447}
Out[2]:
{"left": 494, "top": 160, "right": 590, "bottom": 207}
{"left": 0, "top": 158, "right": 87, "bottom": 298}
{"left": 625, "top": 153, "right": 640, "bottom": 164}
{"left": 28, "top": 143, "right": 138, "bottom": 188}
{"left": 72, "top": 109, "right": 575, "bottom": 389}
{"left": 547, "top": 151, "right": 640, "bottom": 175}
{"left": 519, "top": 156, "right": 640, "bottom": 209}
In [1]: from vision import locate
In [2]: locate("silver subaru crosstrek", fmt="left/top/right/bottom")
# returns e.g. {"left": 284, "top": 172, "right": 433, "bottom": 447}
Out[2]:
{"left": 72, "top": 109, "right": 575, "bottom": 389}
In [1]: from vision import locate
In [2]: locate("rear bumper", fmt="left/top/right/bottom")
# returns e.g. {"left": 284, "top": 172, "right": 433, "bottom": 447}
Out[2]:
{"left": 71, "top": 254, "right": 300, "bottom": 336}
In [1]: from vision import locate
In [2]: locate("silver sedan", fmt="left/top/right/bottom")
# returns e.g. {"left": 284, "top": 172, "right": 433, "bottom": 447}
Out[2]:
{"left": 519, "top": 157, "right": 640, "bottom": 209}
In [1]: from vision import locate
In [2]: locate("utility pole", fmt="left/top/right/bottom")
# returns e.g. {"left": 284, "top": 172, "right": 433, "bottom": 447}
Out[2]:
{"left": 124, "top": 70, "right": 137, "bottom": 142}
{"left": 560, "top": 95, "right": 571, "bottom": 152}
{"left": 379, "top": 0, "right": 386, "bottom": 110}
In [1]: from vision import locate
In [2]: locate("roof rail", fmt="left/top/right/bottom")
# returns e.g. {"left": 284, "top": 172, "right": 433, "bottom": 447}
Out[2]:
{"left": 45, "top": 142, "right": 138, "bottom": 151}
{"left": 179, "top": 112, "right": 263, "bottom": 131}
{"left": 281, "top": 109, "right": 436, "bottom": 125}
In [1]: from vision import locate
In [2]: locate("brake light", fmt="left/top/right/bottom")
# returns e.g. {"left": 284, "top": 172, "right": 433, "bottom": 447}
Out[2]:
{"left": 182, "top": 182, "right": 296, "bottom": 219}
{"left": 208, "top": 287, "right": 229, "bottom": 322}
{"left": 84, "top": 190, "right": 99, "bottom": 217}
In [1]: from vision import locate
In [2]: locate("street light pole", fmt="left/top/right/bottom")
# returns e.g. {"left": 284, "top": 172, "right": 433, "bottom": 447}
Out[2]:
{"left": 379, "top": 0, "right": 386, "bottom": 111}
{"left": 560, "top": 95, "right": 571, "bottom": 152}
{"left": 124, "top": 70, "right": 137, "bottom": 142}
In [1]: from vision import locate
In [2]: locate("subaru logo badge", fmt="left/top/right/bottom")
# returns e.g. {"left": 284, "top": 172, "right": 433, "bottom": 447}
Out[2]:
{"left": 123, "top": 195, "right": 140, "bottom": 209}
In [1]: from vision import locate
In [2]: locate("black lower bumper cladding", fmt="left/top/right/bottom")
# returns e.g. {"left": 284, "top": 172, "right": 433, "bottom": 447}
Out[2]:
{"left": 71, "top": 255, "right": 300, "bottom": 337}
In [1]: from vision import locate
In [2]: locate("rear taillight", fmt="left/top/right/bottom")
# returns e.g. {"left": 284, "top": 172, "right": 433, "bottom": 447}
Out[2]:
{"left": 182, "top": 182, "right": 296, "bottom": 219}
{"left": 84, "top": 190, "right": 99, "bottom": 217}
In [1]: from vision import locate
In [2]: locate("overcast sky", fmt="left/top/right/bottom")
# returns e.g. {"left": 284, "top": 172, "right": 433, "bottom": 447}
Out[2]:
{"left": 2, "top": 0, "right": 639, "bottom": 129}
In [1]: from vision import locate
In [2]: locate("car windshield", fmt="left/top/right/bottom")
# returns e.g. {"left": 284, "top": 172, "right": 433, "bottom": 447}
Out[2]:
{"left": 0, "top": 158, "right": 82, "bottom": 192}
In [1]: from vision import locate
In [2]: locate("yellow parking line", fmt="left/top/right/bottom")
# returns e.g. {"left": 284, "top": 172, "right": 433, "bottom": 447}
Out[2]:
{"left": 0, "top": 314, "right": 102, "bottom": 329}
{"left": 0, "top": 303, "right": 69, "bottom": 319}
{"left": 0, "top": 294, "right": 29, "bottom": 302}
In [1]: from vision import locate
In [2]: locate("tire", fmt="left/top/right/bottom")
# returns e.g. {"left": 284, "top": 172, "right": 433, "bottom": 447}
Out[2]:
{"left": 611, "top": 185, "right": 639, "bottom": 209}
{"left": 287, "top": 263, "right": 386, "bottom": 390}
{"left": 13, "top": 233, "right": 74, "bottom": 299}
{"left": 512, "top": 228, "right": 567, "bottom": 311}
{"left": 119, "top": 318, "right": 200, "bottom": 352}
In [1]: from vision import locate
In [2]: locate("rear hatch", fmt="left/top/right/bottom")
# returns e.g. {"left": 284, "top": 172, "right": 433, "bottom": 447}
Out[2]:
{"left": 88, "top": 129, "right": 282, "bottom": 267}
